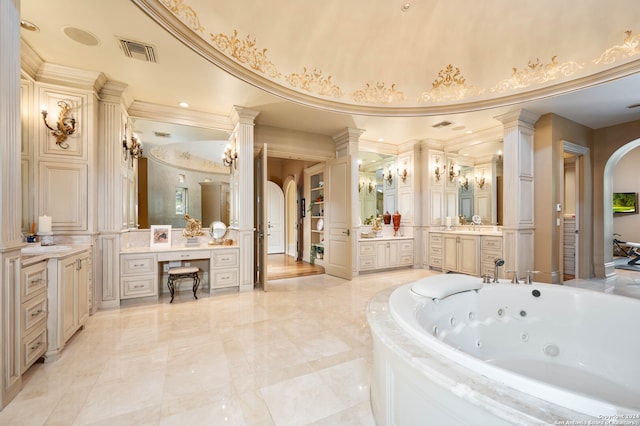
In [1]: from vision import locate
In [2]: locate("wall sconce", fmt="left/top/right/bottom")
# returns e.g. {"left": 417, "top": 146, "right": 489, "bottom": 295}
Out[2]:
{"left": 476, "top": 171, "right": 487, "bottom": 189}
{"left": 358, "top": 179, "right": 364, "bottom": 193}
{"left": 384, "top": 169, "right": 393, "bottom": 185}
{"left": 433, "top": 157, "right": 442, "bottom": 182}
{"left": 222, "top": 143, "right": 238, "bottom": 170}
{"left": 122, "top": 124, "right": 143, "bottom": 164}
{"left": 368, "top": 179, "right": 375, "bottom": 194}
{"left": 448, "top": 160, "right": 460, "bottom": 182}
{"left": 41, "top": 100, "right": 76, "bottom": 149}
{"left": 459, "top": 176, "right": 470, "bottom": 191}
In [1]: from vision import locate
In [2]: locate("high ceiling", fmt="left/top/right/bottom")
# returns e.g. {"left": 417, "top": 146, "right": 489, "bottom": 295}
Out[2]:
{"left": 19, "top": 0, "right": 640, "bottom": 149}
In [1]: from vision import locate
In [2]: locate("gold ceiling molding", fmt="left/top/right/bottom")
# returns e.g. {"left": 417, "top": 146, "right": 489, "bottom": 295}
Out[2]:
{"left": 285, "top": 67, "right": 344, "bottom": 98}
{"left": 159, "top": 0, "right": 204, "bottom": 33}
{"left": 491, "top": 56, "right": 583, "bottom": 93}
{"left": 210, "top": 29, "right": 281, "bottom": 79}
{"left": 419, "top": 65, "right": 483, "bottom": 102}
{"left": 352, "top": 82, "right": 407, "bottom": 104}
{"left": 595, "top": 30, "right": 640, "bottom": 65}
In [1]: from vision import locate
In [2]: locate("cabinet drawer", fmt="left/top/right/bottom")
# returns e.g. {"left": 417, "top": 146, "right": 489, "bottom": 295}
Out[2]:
{"left": 399, "top": 254, "right": 414, "bottom": 266}
{"left": 121, "top": 254, "right": 157, "bottom": 275}
{"left": 482, "top": 237, "right": 502, "bottom": 251}
{"left": 22, "top": 328, "right": 47, "bottom": 374}
{"left": 481, "top": 250, "right": 502, "bottom": 263}
{"left": 359, "top": 256, "right": 376, "bottom": 271}
{"left": 430, "top": 257, "right": 442, "bottom": 268}
{"left": 212, "top": 249, "right": 238, "bottom": 269}
{"left": 359, "top": 242, "right": 375, "bottom": 256}
{"left": 430, "top": 246, "right": 442, "bottom": 257}
{"left": 211, "top": 268, "right": 238, "bottom": 289}
{"left": 157, "top": 250, "right": 210, "bottom": 262}
{"left": 21, "top": 261, "right": 47, "bottom": 301}
{"left": 430, "top": 234, "right": 442, "bottom": 244}
{"left": 400, "top": 241, "right": 414, "bottom": 252}
{"left": 121, "top": 276, "right": 158, "bottom": 299}
{"left": 21, "top": 292, "right": 47, "bottom": 335}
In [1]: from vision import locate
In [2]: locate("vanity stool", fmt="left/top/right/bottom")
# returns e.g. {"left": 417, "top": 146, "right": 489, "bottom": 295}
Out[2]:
{"left": 167, "top": 266, "right": 200, "bottom": 303}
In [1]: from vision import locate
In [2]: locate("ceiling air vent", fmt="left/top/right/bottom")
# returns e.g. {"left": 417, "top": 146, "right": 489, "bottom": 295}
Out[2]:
{"left": 118, "top": 38, "right": 157, "bottom": 63}
{"left": 432, "top": 121, "right": 453, "bottom": 128}
{"left": 154, "top": 131, "right": 171, "bottom": 138}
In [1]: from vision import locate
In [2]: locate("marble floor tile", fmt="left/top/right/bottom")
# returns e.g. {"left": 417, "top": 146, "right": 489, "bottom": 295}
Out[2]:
{"left": 0, "top": 267, "right": 636, "bottom": 425}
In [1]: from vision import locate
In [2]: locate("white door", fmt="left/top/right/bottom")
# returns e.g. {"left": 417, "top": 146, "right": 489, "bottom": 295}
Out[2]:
{"left": 325, "top": 156, "right": 352, "bottom": 280}
{"left": 255, "top": 145, "right": 269, "bottom": 291}
{"left": 267, "top": 181, "right": 285, "bottom": 254}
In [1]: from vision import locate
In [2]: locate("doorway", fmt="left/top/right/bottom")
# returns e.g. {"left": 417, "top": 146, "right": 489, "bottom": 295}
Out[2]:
{"left": 267, "top": 181, "right": 285, "bottom": 254}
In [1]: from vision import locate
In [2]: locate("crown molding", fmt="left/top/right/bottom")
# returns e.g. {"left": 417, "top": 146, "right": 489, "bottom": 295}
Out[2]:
{"left": 20, "top": 39, "right": 43, "bottom": 80}
{"left": 128, "top": 101, "right": 234, "bottom": 132}
{"left": 36, "top": 62, "right": 107, "bottom": 94}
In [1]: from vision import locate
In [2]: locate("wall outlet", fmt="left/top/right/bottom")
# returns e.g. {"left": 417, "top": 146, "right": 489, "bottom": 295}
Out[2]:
{"left": 163, "top": 264, "right": 169, "bottom": 272}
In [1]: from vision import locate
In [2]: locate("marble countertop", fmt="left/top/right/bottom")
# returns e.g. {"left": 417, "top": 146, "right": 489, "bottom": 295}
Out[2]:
{"left": 358, "top": 235, "right": 414, "bottom": 241}
{"left": 120, "top": 244, "right": 238, "bottom": 254}
{"left": 431, "top": 228, "right": 502, "bottom": 236}
{"left": 21, "top": 244, "right": 91, "bottom": 267}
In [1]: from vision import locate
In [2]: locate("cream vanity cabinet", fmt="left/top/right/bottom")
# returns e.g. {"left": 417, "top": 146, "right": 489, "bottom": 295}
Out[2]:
{"left": 480, "top": 235, "right": 503, "bottom": 278}
{"left": 428, "top": 233, "right": 443, "bottom": 270}
{"left": 210, "top": 247, "right": 239, "bottom": 290}
{"left": 47, "top": 248, "right": 92, "bottom": 359}
{"left": 120, "top": 253, "right": 158, "bottom": 299}
{"left": 442, "top": 233, "right": 479, "bottom": 276}
{"left": 359, "top": 239, "right": 413, "bottom": 272}
{"left": 20, "top": 259, "right": 48, "bottom": 373}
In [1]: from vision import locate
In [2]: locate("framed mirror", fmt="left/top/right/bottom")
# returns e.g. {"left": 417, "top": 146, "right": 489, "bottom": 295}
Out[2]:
{"left": 358, "top": 152, "right": 397, "bottom": 225}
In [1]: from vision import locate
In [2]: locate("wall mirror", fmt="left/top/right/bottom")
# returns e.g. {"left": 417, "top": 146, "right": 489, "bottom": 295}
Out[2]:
{"left": 358, "top": 152, "right": 397, "bottom": 225}
{"left": 451, "top": 139, "right": 504, "bottom": 225}
{"left": 132, "top": 118, "right": 231, "bottom": 229}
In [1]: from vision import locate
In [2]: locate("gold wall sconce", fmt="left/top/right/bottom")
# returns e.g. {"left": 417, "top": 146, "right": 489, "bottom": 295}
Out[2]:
{"left": 433, "top": 157, "right": 442, "bottom": 182}
{"left": 384, "top": 169, "right": 393, "bottom": 185}
{"left": 222, "top": 143, "right": 238, "bottom": 170}
{"left": 448, "top": 160, "right": 460, "bottom": 182}
{"left": 368, "top": 179, "right": 375, "bottom": 193}
{"left": 459, "top": 176, "right": 470, "bottom": 191}
{"left": 397, "top": 167, "right": 408, "bottom": 183}
{"left": 358, "top": 179, "right": 364, "bottom": 193}
{"left": 122, "top": 124, "right": 143, "bottom": 164}
{"left": 41, "top": 100, "right": 76, "bottom": 149}
{"left": 476, "top": 172, "right": 487, "bottom": 189}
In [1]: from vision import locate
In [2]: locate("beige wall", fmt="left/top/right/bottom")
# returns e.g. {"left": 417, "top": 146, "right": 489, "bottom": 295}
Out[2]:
{"left": 534, "top": 114, "right": 593, "bottom": 282}
{"left": 593, "top": 119, "right": 640, "bottom": 276}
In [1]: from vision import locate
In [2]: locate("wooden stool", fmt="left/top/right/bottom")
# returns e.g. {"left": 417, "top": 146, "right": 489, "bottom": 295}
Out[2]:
{"left": 167, "top": 266, "right": 200, "bottom": 303}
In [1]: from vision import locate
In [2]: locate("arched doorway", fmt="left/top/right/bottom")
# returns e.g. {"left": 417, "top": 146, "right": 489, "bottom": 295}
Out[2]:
{"left": 267, "top": 181, "right": 285, "bottom": 254}
{"left": 603, "top": 138, "right": 640, "bottom": 277}
{"left": 284, "top": 178, "right": 298, "bottom": 259}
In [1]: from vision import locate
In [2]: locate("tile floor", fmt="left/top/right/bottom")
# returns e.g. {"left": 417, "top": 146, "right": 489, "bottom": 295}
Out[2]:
{"left": 0, "top": 268, "right": 638, "bottom": 425}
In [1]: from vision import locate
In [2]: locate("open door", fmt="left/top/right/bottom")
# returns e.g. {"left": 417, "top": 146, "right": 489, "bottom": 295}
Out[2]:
{"left": 255, "top": 144, "right": 269, "bottom": 291}
{"left": 325, "top": 156, "right": 352, "bottom": 280}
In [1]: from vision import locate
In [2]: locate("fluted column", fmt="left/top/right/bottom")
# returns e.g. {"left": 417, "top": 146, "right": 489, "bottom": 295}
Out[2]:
{"left": 0, "top": 0, "right": 24, "bottom": 408}
{"left": 495, "top": 110, "right": 540, "bottom": 279}
{"left": 231, "top": 106, "right": 260, "bottom": 291}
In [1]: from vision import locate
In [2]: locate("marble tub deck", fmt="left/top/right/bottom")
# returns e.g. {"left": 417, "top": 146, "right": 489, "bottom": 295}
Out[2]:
{"left": 0, "top": 269, "right": 637, "bottom": 425}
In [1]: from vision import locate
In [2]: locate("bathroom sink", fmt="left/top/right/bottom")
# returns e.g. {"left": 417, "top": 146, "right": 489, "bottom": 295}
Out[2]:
{"left": 21, "top": 245, "right": 72, "bottom": 255}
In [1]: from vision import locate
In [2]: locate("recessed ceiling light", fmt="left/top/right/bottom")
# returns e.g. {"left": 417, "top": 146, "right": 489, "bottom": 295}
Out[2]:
{"left": 378, "top": 138, "right": 384, "bottom": 142}
{"left": 465, "top": 130, "right": 473, "bottom": 134}
{"left": 20, "top": 19, "right": 39, "bottom": 32}
{"left": 401, "top": 3, "right": 411, "bottom": 12}
{"left": 179, "top": 102, "right": 189, "bottom": 108}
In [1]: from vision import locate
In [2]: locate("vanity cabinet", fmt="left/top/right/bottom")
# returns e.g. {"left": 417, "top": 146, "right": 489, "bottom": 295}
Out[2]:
{"left": 120, "top": 253, "right": 158, "bottom": 299}
{"left": 48, "top": 248, "right": 92, "bottom": 359}
{"left": 428, "top": 233, "right": 443, "bottom": 269}
{"left": 480, "top": 235, "right": 503, "bottom": 278}
{"left": 442, "top": 234, "right": 479, "bottom": 276}
{"left": 359, "top": 239, "right": 413, "bottom": 272}
{"left": 211, "top": 247, "right": 239, "bottom": 290}
{"left": 20, "top": 260, "right": 48, "bottom": 373}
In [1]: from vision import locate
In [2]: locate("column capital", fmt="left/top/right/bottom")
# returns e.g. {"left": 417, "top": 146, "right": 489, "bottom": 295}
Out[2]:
{"left": 231, "top": 106, "right": 260, "bottom": 125}
{"left": 494, "top": 109, "right": 540, "bottom": 129}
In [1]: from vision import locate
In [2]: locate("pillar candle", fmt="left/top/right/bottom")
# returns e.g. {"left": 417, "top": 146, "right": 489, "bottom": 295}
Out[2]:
{"left": 39, "top": 215, "right": 52, "bottom": 233}
{"left": 446, "top": 216, "right": 452, "bottom": 227}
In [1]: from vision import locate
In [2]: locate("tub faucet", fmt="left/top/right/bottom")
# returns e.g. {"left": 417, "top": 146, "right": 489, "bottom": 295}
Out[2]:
{"left": 493, "top": 258, "right": 504, "bottom": 283}
{"left": 506, "top": 270, "right": 520, "bottom": 284}
{"left": 525, "top": 270, "right": 540, "bottom": 284}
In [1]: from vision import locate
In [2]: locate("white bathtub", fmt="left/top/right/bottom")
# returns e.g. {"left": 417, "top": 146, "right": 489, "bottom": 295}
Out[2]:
{"left": 367, "top": 274, "right": 640, "bottom": 425}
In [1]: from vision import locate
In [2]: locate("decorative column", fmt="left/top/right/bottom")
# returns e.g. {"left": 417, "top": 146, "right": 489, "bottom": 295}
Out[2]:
{"left": 494, "top": 110, "right": 540, "bottom": 278}
{"left": 0, "top": 0, "right": 25, "bottom": 408}
{"left": 333, "top": 127, "right": 364, "bottom": 275}
{"left": 97, "top": 81, "right": 129, "bottom": 308}
{"left": 231, "top": 106, "right": 260, "bottom": 291}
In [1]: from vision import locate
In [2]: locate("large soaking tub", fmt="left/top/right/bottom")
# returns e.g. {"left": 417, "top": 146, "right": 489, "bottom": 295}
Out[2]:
{"left": 367, "top": 274, "right": 640, "bottom": 425}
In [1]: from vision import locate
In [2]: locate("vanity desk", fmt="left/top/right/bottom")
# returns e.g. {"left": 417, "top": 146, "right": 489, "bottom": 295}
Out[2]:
{"left": 120, "top": 244, "right": 240, "bottom": 300}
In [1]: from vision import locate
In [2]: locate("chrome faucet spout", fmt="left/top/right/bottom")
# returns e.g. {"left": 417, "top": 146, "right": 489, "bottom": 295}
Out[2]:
{"left": 493, "top": 258, "right": 505, "bottom": 283}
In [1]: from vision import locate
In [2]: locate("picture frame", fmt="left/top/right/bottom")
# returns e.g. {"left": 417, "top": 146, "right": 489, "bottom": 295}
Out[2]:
{"left": 150, "top": 225, "right": 172, "bottom": 248}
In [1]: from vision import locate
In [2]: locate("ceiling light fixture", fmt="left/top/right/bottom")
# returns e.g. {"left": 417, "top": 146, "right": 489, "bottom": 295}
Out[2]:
{"left": 401, "top": 3, "right": 411, "bottom": 12}
{"left": 179, "top": 101, "right": 189, "bottom": 108}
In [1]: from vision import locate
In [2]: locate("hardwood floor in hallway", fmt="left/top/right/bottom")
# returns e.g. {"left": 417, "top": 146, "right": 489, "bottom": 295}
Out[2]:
{"left": 267, "top": 253, "right": 325, "bottom": 281}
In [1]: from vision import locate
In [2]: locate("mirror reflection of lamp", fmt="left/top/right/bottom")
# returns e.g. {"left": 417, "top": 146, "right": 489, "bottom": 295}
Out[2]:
{"left": 368, "top": 179, "right": 375, "bottom": 193}
{"left": 384, "top": 169, "right": 393, "bottom": 185}
{"left": 459, "top": 175, "right": 470, "bottom": 191}
{"left": 476, "top": 170, "right": 487, "bottom": 189}
{"left": 222, "top": 143, "right": 238, "bottom": 170}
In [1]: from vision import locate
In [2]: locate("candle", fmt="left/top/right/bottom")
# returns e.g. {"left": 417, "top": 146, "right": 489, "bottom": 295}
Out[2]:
{"left": 39, "top": 215, "right": 52, "bottom": 233}
{"left": 446, "top": 216, "right": 452, "bottom": 227}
